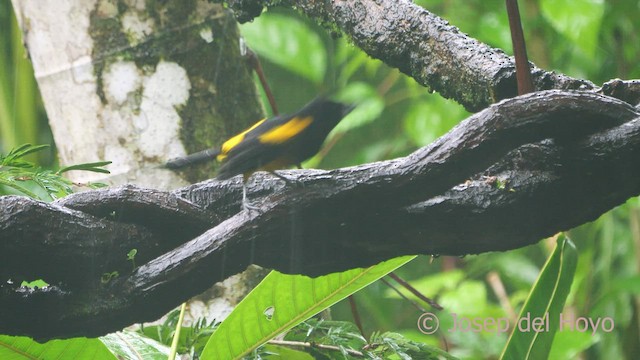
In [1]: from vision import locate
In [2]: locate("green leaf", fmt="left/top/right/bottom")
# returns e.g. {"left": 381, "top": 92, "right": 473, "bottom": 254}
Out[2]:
{"left": 333, "top": 82, "right": 385, "bottom": 133}
{"left": 201, "top": 256, "right": 415, "bottom": 359}
{"left": 1, "top": 144, "right": 111, "bottom": 200}
{"left": 0, "top": 335, "right": 115, "bottom": 360}
{"left": 20, "top": 279, "right": 50, "bottom": 288}
{"left": 0, "top": 144, "right": 48, "bottom": 167}
{"left": 127, "top": 249, "right": 138, "bottom": 261}
{"left": 0, "top": 177, "right": 40, "bottom": 199}
{"left": 540, "top": 0, "right": 604, "bottom": 58}
{"left": 371, "top": 332, "right": 458, "bottom": 360}
{"left": 139, "top": 314, "right": 217, "bottom": 357}
{"left": 58, "top": 161, "right": 112, "bottom": 174}
{"left": 500, "top": 235, "right": 578, "bottom": 360}
{"left": 11, "top": 144, "right": 49, "bottom": 159}
{"left": 403, "top": 97, "right": 467, "bottom": 147}
{"left": 262, "top": 344, "right": 316, "bottom": 359}
{"left": 547, "top": 330, "right": 599, "bottom": 360}
{"left": 336, "top": 45, "right": 375, "bottom": 84}
{"left": 0, "top": 8, "right": 42, "bottom": 151}
{"left": 100, "top": 331, "right": 171, "bottom": 359}
{"left": 438, "top": 281, "right": 489, "bottom": 316}
{"left": 87, "top": 182, "right": 110, "bottom": 189}
{"left": 241, "top": 13, "right": 327, "bottom": 85}
{"left": 590, "top": 274, "right": 640, "bottom": 315}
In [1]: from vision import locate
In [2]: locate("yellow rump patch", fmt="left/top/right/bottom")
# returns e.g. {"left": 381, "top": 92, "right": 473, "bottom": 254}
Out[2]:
{"left": 258, "top": 116, "right": 313, "bottom": 145}
{"left": 217, "top": 119, "right": 266, "bottom": 161}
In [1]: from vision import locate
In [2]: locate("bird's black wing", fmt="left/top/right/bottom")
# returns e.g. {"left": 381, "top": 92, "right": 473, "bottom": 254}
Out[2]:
{"left": 215, "top": 114, "right": 307, "bottom": 180}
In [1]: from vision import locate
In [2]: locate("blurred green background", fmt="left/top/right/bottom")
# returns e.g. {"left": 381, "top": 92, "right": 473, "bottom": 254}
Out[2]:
{"left": 2, "top": 0, "right": 639, "bottom": 358}
{"left": 0, "top": 2, "right": 52, "bottom": 164}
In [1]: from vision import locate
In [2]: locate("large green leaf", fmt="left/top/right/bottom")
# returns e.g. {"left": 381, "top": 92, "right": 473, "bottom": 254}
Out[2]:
{"left": 540, "top": 0, "right": 604, "bottom": 58}
{"left": 0, "top": 335, "right": 115, "bottom": 360}
{"left": 100, "top": 331, "right": 170, "bottom": 359}
{"left": 500, "top": 235, "right": 578, "bottom": 360}
{"left": 0, "top": 2, "right": 43, "bottom": 153}
{"left": 0, "top": 331, "right": 171, "bottom": 360}
{"left": 240, "top": 13, "right": 326, "bottom": 85}
{"left": 201, "top": 256, "right": 415, "bottom": 359}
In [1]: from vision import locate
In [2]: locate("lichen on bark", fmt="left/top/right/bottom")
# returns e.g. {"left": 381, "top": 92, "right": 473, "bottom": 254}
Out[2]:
{"left": 88, "top": 0, "right": 264, "bottom": 181}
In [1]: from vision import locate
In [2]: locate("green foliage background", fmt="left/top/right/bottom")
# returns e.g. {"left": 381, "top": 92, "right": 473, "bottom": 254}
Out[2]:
{"left": 231, "top": 1, "right": 640, "bottom": 358}
{"left": 1, "top": 0, "right": 639, "bottom": 359}
{"left": 0, "top": 2, "right": 52, "bottom": 164}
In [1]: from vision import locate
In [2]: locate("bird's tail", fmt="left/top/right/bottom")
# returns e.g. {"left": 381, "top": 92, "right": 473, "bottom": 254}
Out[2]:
{"left": 164, "top": 148, "right": 220, "bottom": 169}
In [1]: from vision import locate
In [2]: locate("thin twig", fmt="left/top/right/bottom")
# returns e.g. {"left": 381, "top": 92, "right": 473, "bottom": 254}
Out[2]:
{"left": 348, "top": 294, "right": 366, "bottom": 339}
{"left": 506, "top": 0, "right": 534, "bottom": 94}
{"left": 388, "top": 272, "right": 443, "bottom": 310}
{"left": 244, "top": 47, "right": 279, "bottom": 115}
{"left": 380, "top": 278, "right": 427, "bottom": 313}
{"left": 486, "top": 271, "right": 517, "bottom": 324}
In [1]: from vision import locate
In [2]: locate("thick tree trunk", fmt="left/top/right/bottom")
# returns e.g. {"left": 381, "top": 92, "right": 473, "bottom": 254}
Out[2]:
{"left": 9, "top": 0, "right": 267, "bottom": 332}
{"left": 11, "top": 0, "right": 263, "bottom": 188}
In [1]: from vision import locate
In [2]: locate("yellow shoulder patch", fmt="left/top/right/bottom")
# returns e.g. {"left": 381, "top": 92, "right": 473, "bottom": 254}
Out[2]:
{"left": 258, "top": 116, "right": 313, "bottom": 145}
{"left": 217, "top": 119, "right": 266, "bottom": 161}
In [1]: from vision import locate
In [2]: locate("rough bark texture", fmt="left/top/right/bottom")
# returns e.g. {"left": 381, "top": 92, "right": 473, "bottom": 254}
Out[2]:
{"left": 225, "top": 0, "right": 640, "bottom": 112}
{"left": 225, "top": 0, "right": 596, "bottom": 111}
{"left": 9, "top": 0, "right": 270, "bottom": 336}
{"left": 2, "top": 91, "right": 639, "bottom": 340}
{"left": 4, "top": 0, "right": 640, "bottom": 343}
{"left": 11, "top": 0, "right": 263, "bottom": 187}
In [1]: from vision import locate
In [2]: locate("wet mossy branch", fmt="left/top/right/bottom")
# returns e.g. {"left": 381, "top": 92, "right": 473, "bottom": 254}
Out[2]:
{"left": 222, "top": 0, "right": 640, "bottom": 112}
{"left": 1, "top": 91, "right": 639, "bottom": 340}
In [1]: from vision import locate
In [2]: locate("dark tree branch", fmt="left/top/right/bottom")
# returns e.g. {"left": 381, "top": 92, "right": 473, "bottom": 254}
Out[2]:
{"left": 4, "top": 0, "right": 640, "bottom": 344}
{"left": 1, "top": 189, "right": 218, "bottom": 287}
{"left": 226, "top": 0, "right": 640, "bottom": 111}
{"left": 599, "top": 79, "right": 640, "bottom": 107}
{"left": 1, "top": 90, "right": 639, "bottom": 340}
{"left": 226, "top": 0, "right": 594, "bottom": 111}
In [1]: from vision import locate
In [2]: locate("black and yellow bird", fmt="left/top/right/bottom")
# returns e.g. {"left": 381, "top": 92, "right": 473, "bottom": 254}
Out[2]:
{"left": 166, "top": 97, "right": 354, "bottom": 210}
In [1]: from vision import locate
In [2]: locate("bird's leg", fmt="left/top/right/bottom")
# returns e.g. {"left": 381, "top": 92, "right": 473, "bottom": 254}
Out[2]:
{"left": 241, "top": 174, "right": 260, "bottom": 212}
{"left": 293, "top": 164, "right": 305, "bottom": 188}
{"left": 242, "top": 182, "right": 260, "bottom": 212}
